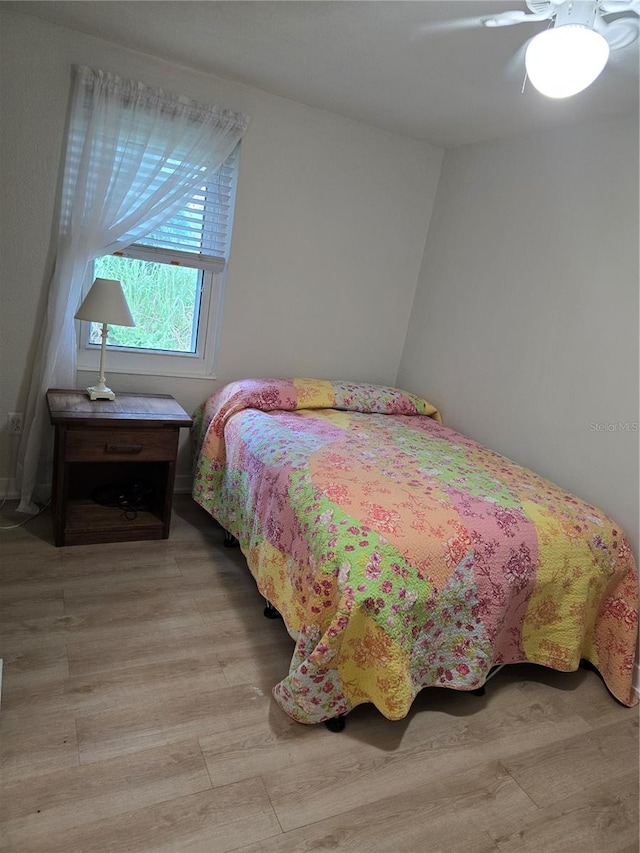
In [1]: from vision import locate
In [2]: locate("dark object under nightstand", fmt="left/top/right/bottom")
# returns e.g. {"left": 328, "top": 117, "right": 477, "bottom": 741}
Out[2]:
{"left": 46, "top": 389, "right": 193, "bottom": 546}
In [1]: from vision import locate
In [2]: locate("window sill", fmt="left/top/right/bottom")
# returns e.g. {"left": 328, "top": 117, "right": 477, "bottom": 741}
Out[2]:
{"left": 77, "top": 365, "right": 217, "bottom": 381}
{"left": 77, "top": 354, "right": 217, "bottom": 381}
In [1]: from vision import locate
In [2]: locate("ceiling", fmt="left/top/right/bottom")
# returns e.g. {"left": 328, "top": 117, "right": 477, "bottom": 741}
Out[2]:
{"left": 8, "top": 0, "right": 640, "bottom": 147}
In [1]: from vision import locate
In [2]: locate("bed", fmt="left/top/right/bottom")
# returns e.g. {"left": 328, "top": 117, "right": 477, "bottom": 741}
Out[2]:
{"left": 191, "top": 378, "right": 639, "bottom": 725}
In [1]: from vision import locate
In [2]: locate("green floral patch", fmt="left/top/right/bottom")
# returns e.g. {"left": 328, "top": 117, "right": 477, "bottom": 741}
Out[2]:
{"left": 392, "top": 426, "right": 520, "bottom": 507}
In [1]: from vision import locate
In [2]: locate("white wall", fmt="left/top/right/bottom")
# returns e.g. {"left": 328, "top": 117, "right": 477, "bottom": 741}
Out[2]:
{"left": 0, "top": 8, "right": 443, "bottom": 484}
{"left": 398, "top": 117, "right": 639, "bottom": 559}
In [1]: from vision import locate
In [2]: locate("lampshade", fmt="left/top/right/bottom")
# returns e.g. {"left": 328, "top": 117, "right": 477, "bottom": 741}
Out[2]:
{"left": 74, "top": 278, "right": 135, "bottom": 326}
{"left": 525, "top": 24, "right": 610, "bottom": 99}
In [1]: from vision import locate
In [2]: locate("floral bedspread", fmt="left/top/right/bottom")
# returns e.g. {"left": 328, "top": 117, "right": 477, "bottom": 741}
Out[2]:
{"left": 192, "top": 378, "right": 639, "bottom": 724}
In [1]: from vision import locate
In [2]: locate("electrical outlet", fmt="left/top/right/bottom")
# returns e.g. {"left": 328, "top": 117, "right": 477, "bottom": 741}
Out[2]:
{"left": 7, "top": 412, "right": 24, "bottom": 434}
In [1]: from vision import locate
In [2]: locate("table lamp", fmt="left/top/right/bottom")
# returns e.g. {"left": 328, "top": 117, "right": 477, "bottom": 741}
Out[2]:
{"left": 74, "top": 277, "right": 135, "bottom": 400}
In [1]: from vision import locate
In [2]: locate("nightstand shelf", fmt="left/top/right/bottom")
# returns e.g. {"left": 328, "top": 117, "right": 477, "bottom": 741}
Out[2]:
{"left": 64, "top": 500, "right": 163, "bottom": 544}
{"left": 47, "top": 390, "right": 193, "bottom": 546}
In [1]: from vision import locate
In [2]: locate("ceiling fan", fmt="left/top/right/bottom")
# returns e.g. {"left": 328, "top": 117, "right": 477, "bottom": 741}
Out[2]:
{"left": 423, "top": 0, "right": 640, "bottom": 98}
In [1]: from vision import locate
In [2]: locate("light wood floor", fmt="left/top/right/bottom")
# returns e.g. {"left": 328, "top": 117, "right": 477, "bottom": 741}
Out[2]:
{"left": 0, "top": 495, "right": 638, "bottom": 853}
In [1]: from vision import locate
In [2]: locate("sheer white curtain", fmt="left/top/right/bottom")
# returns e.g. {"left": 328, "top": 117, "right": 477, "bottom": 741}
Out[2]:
{"left": 17, "top": 66, "right": 248, "bottom": 513}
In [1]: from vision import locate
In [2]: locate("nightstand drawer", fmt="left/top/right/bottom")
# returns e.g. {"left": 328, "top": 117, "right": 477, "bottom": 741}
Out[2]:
{"left": 64, "top": 428, "right": 178, "bottom": 462}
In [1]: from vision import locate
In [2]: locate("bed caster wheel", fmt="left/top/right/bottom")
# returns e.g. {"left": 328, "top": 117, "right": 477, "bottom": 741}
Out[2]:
{"left": 470, "top": 685, "right": 486, "bottom": 697}
{"left": 325, "top": 715, "right": 346, "bottom": 733}
{"left": 263, "top": 601, "right": 282, "bottom": 619}
{"left": 223, "top": 532, "right": 239, "bottom": 548}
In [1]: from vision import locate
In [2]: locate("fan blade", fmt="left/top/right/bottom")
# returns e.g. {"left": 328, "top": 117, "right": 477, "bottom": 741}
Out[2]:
{"left": 483, "top": 9, "right": 554, "bottom": 26}
{"left": 412, "top": 7, "right": 553, "bottom": 37}
{"left": 600, "top": 0, "right": 640, "bottom": 14}
{"left": 596, "top": 16, "right": 640, "bottom": 48}
{"left": 412, "top": 14, "right": 498, "bottom": 37}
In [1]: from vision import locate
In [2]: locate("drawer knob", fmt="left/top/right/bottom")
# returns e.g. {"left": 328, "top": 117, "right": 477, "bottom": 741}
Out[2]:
{"left": 105, "top": 443, "right": 143, "bottom": 454}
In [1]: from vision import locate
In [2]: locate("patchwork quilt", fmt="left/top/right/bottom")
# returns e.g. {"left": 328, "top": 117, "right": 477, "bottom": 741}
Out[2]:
{"left": 192, "top": 378, "right": 639, "bottom": 724}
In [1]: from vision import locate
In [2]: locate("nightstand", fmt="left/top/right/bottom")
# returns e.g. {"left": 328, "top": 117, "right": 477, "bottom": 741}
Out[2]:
{"left": 46, "top": 390, "right": 193, "bottom": 546}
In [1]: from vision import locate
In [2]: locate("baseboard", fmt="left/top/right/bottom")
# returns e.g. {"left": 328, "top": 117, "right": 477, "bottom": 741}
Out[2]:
{"left": 174, "top": 474, "right": 193, "bottom": 494}
{"left": 0, "top": 477, "right": 18, "bottom": 500}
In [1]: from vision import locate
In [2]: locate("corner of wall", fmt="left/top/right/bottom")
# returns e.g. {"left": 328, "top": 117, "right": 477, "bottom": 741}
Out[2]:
{"left": 394, "top": 145, "right": 447, "bottom": 388}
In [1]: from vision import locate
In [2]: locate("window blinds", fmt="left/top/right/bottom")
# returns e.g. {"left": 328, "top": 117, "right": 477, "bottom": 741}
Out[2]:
{"left": 114, "top": 145, "right": 239, "bottom": 273}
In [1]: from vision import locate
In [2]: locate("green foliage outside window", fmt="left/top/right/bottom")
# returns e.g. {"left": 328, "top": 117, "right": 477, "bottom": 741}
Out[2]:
{"left": 93, "top": 255, "right": 201, "bottom": 353}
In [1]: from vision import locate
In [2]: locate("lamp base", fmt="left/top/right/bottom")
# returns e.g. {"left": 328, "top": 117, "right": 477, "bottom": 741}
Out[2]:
{"left": 86, "top": 385, "right": 116, "bottom": 401}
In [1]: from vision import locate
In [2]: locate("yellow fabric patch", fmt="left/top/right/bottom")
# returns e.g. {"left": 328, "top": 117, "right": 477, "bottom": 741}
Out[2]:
{"left": 521, "top": 499, "right": 605, "bottom": 669}
{"left": 292, "top": 378, "right": 336, "bottom": 409}
{"left": 301, "top": 409, "right": 351, "bottom": 427}
{"left": 339, "top": 610, "right": 413, "bottom": 719}
{"left": 247, "top": 540, "right": 305, "bottom": 630}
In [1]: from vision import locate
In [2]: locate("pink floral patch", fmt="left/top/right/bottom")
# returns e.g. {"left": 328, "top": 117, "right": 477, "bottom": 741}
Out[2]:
{"left": 324, "top": 454, "right": 352, "bottom": 471}
{"left": 322, "top": 482, "right": 351, "bottom": 504}
{"left": 362, "top": 502, "right": 402, "bottom": 535}
{"left": 444, "top": 535, "right": 469, "bottom": 569}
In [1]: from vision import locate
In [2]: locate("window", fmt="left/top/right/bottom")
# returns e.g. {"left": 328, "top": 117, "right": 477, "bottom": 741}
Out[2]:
{"left": 77, "top": 145, "right": 240, "bottom": 378}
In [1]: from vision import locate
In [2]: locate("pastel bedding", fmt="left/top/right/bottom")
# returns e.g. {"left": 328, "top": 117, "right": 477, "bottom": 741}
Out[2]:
{"left": 192, "top": 378, "right": 639, "bottom": 724}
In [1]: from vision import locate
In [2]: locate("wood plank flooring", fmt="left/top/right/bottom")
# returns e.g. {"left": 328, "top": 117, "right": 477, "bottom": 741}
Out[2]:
{"left": 1, "top": 495, "right": 638, "bottom": 852}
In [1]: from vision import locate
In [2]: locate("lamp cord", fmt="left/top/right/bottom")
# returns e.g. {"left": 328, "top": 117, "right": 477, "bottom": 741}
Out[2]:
{"left": 0, "top": 501, "right": 51, "bottom": 530}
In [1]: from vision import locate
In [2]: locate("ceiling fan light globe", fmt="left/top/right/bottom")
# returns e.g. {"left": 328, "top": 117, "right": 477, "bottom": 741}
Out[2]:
{"left": 525, "top": 25, "right": 610, "bottom": 98}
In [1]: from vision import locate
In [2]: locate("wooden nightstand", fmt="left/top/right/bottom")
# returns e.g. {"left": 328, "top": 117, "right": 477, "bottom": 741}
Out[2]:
{"left": 47, "top": 390, "right": 193, "bottom": 546}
